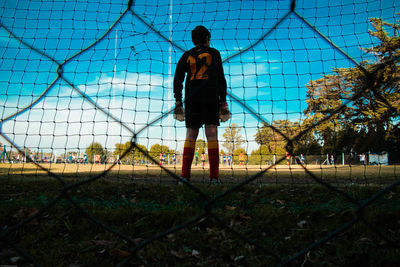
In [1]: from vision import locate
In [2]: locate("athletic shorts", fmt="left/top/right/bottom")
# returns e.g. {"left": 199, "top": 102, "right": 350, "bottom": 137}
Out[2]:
{"left": 185, "top": 98, "right": 220, "bottom": 128}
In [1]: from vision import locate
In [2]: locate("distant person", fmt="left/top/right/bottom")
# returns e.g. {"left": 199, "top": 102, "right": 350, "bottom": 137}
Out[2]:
{"left": 172, "top": 153, "right": 176, "bottom": 165}
{"left": 300, "top": 154, "right": 305, "bottom": 164}
{"left": 194, "top": 150, "right": 199, "bottom": 166}
{"left": 360, "top": 153, "right": 366, "bottom": 165}
{"left": 227, "top": 154, "right": 232, "bottom": 166}
{"left": 286, "top": 151, "right": 291, "bottom": 166}
{"left": 201, "top": 151, "right": 206, "bottom": 167}
{"left": 239, "top": 152, "right": 245, "bottom": 166}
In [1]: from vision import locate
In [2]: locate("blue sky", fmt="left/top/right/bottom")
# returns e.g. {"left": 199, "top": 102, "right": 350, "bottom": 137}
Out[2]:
{"left": 0, "top": 0, "right": 399, "bottom": 156}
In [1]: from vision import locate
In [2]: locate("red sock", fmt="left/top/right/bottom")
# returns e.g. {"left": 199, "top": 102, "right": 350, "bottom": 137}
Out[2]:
{"left": 182, "top": 139, "right": 195, "bottom": 179}
{"left": 208, "top": 140, "right": 219, "bottom": 180}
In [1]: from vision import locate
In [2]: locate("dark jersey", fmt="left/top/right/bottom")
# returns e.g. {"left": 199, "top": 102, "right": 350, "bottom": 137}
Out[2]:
{"left": 174, "top": 45, "right": 227, "bottom": 128}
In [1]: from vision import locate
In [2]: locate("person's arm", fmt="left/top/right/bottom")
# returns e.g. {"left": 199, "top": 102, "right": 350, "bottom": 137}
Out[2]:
{"left": 173, "top": 54, "right": 186, "bottom": 121}
{"left": 216, "top": 51, "right": 227, "bottom": 105}
{"left": 174, "top": 54, "right": 186, "bottom": 103}
{"left": 216, "top": 51, "right": 231, "bottom": 122}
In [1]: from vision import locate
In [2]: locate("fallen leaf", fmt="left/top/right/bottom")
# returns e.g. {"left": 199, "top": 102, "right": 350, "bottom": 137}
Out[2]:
{"left": 112, "top": 249, "right": 131, "bottom": 257}
{"left": 134, "top": 238, "right": 143, "bottom": 245}
{"left": 234, "top": 255, "right": 245, "bottom": 262}
{"left": 239, "top": 214, "right": 252, "bottom": 221}
{"left": 226, "top": 205, "right": 236, "bottom": 211}
{"left": 221, "top": 229, "right": 227, "bottom": 238}
{"left": 27, "top": 208, "right": 39, "bottom": 217}
{"left": 171, "top": 249, "right": 186, "bottom": 259}
{"left": 12, "top": 208, "right": 39, "bottom": 225}
{"left": 276, "top": 200, "right": 286, "bottom": 205}
{"left": 297, "top": 220, "right": 307, "bottom": 228}
{"left": 191, "top": 249, "right": 200, "bottom": 257}
{"left": 10, "top": 256, "right": 21, "bottom": 263}
{"left": 92, "top": 240, "right": 114, "bottom": 246}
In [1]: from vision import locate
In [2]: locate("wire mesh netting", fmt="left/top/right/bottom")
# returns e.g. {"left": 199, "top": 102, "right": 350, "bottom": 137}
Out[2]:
{"left": 1, "top": 0, "right": 400, "bottom": 265}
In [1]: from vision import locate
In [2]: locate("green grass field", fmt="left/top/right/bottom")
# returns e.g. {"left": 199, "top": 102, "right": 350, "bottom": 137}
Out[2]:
{"left": 1, "top": 163, "right": 399, "bottom": 266}
{"left": 1, "top": 163, "right": 399, "bottom": 184}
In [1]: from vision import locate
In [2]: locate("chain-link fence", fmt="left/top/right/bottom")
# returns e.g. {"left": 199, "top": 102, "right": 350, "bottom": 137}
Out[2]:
{"left": 1, "top": 0, "right": 399, "bottom": 265}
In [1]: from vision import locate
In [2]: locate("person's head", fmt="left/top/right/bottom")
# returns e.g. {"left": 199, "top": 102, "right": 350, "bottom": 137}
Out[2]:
{"left": 191, "top": 25, "right": 211, "bottom": 46}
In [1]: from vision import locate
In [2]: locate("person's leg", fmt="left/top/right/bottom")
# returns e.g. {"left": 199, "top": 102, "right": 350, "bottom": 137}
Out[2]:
{"left": 181, "top": 127, "right": 199, "bottom": 179}
{"left": 205, "top": 124, "right": 219, "bottom": 180}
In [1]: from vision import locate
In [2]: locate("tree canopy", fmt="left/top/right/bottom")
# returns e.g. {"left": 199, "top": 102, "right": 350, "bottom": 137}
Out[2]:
{"left": 113, "top": 141, "right": 148, "bottom": 163}
{"left": 85, "top": 142, "right": 106, "bottom": 163}
{"left": 254, "top": 16, "right": 399, "bottom": 162}
{"left": 222, "top": 123, "right": 244, "bottom": 154}
{"left": 304, "top": 16, "right": 399, "bottom": 155}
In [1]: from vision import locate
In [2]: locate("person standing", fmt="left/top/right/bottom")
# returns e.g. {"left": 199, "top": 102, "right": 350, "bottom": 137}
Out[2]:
{"left": 286, "top": 152, "right": 291, "bottom": 166}
{"left": 239, "top": 152, "right": 245, "bottom": 166}
{"left": 201, "top": 151, "right": 206, "bottom": 167}
{"left": 172, "top": 153, "right": 176, "bottom": 165}
{"left": 194, "top": 150, "right": 199, "bottom": 166}
{"left": 173, "top": 25, "right": 230, "bottom": 184}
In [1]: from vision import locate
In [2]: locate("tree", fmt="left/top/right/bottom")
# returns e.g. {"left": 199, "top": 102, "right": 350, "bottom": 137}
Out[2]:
{"left": 149, "top": 144, "right": 173, "bottom": 162}
{"left": 195, "top": 139, "right": 207, "bottom": 154}
{"left": 133, "top": 144, "right": 148, "bottom": 163}
{"left": 113, "top": 141, "right": 148, "bottom": 164}
{"left": 303, "top": 74, "right": 354, "bottom": 154}
{"left": 254, "top": 120, "right": 321, "bottom": 155}
{"left": 341, "top": 17, "right": 400, "bottom": 153}
{"left": 233, "top": 147, "right": 246, "bottom": 155}
{"left": 304, "top": 16, "right": 400, "bottom": 157}
{"left": 255, "top": 120, "right": 291, "bottom": 155}
{"left": 85, "top": 142, "right": 106, "bottom": 163}
{"left": 250, "top": 145, "right": 273, "bottom": 165}
{"left": 222, "top": 123, "right": 244, "bottom": 154}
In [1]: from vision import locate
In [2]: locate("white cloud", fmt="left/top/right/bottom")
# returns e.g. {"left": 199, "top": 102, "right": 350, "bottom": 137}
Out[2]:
{"left": 1, "top": 71, "right": 181, "bottom": 155}
{"left": 1, "top": 69, "right": 266, "bottom": 155}
{"left": 84, "top": 72, "right": 167, "bottom": 95}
